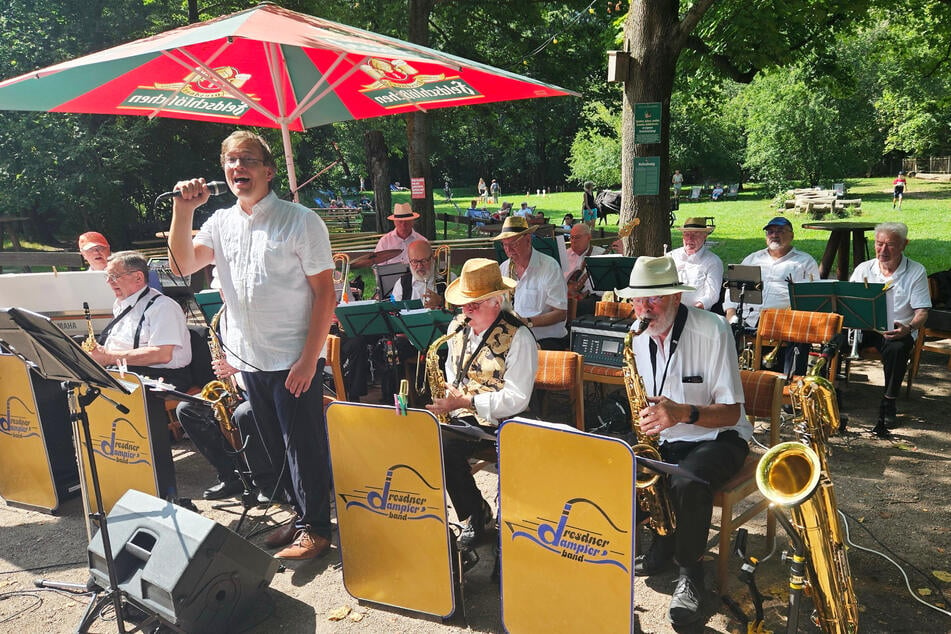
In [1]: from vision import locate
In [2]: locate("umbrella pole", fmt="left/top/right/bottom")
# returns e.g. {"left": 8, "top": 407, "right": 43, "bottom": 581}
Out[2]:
{"left": 281, "top": 123, "right": 300, "bottom": 203}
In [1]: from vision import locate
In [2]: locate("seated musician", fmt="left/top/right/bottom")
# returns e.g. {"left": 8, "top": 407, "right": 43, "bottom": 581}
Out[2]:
{"left": 426, "top": 259, "right": 539, "bottom": 552}
{"left": 78, "top": 231, "right": 111, "bottom": 271}
{"left": 495, "top": 216, "right": 569, "bottom": 350}
{"left": 391, "top": 239, "right": 451, "bottom": 309}
{"left": 374, "top": 202, "right": 424, "bottom": 264}
{"left": 668, "top": 217, "right": 723, "bottom": 310}
{"left": 563, "top": 223, "right": 605, "bottom": 316}
{"left": 850, "top": 222, "right": 930, "bottom": 438}
{"left": 88, "top": 251, "right": 192, "bottom": 387}
{"left": 619, "top": 256, "right": 750, "bottom": 626}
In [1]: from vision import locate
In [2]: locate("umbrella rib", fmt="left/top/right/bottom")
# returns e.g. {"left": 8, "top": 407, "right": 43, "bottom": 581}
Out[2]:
{"left": 147, "top": 41, "right": 233, "bottom": 120}
{"left": 287, "top": 52, "right": 368, "bottom": 123}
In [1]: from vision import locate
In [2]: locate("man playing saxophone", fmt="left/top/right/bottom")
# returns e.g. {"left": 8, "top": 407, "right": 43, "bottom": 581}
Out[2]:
{"left": 425, "top": 259, "right": 538, "bottom": 554}
{"left": 617, "top": 257, "right": 751, "bottom": 627}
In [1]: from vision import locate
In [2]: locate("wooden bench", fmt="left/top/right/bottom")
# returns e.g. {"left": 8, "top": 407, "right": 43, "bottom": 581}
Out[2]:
{"left": 0, "top": 251, "right": 84, "bottom": 273}
{"left": 313, "top": 207, "right": 363, "bottom": 232}
{"left": 437, "top": 212, "right": 492, "bottom": 239}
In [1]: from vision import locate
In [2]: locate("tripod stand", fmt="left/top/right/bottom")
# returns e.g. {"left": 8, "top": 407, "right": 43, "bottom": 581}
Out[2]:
{"left": 0, "top": 307, "right": 170, "bottom": 633}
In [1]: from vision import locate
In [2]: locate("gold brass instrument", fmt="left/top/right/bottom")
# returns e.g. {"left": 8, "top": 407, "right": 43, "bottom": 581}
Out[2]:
{"left": 622, "top": 318, "right": 677, "bottom": 536}
{"left": 762, "top": 341, "right": 783, "bottom": 369}
{"left": 756, "top": 352, "right": 859, "bottom": 634}
{"left": 433, "top": 245, "right": 450, "bottom": 281}
{"left": 81, "top": 302, "right": 97, "bottom": 352}
{"left": 428, "top": 244, "right": 451, "bottom": 309}
{"left": 425, "top": 328, "right": 458, "bottom": 424}
{"left": 738, "top": 341, "right": 755, "bottom": 371}
{"left": 332, "top": 253, "right": 351, "bottom": 303}
{"left": 202, "top": 307, "right": 243, "bottom": 451}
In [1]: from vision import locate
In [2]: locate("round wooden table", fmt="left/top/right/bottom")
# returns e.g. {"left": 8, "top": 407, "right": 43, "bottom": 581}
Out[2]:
{"left": 802, "top": 221, "right": 876, "bottom": 280}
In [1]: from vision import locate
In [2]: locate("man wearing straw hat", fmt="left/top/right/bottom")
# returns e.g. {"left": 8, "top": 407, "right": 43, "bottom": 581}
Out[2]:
{"left": 426, "top": 258, "right": 538, "bottom": 552}
{"left": 617, "top": 256, "right": 750, "bottom": 627}
{"left": 374, "top": 202, "right": 424, "bottom": 264}
{"left": 494, "top": 215, "right": 569, "bottom": 349}
{"left": 668, "top": 217, "right": 724, "bottom": 311}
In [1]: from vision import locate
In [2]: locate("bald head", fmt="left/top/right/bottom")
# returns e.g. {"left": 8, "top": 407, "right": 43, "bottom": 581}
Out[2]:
{"left": 408, "top": 239, "right": 434, "bottom": 280}
{"left": 569, "top": 223, "right": 592, "bottom": 255}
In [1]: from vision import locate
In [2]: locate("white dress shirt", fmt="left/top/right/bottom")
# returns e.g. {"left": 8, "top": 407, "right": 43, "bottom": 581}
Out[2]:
{"left": 445, "top": 323, "right": 538, "bottom": 426}
{"left": 851, "top": 256, "right": 931, "bottom": 332}
{"left": 722, "top": 248, "right": 819, "bottom": 327}
{"left": 105, "top": 287, "right": 191, "bottom": 369}
{"left": 668, "top": 245, "right": 724, "bottom": 310}
{"left": 195, "top": 191, "right": 334, "bottom": 372}
{"left": 501, "top": 249, "right": 569, "bottom": 340}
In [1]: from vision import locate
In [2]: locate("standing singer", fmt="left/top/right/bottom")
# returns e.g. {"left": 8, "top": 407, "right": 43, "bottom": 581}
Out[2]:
{"left": 167, "top": 130, "right": 336, "bottom": 560}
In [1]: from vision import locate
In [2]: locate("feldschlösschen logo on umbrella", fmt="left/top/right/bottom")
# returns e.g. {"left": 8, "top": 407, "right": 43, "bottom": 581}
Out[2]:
{"left": 359, "top": 58, "right": 482, "bottom": 109}
{"left": 505, "top": 497, "right": 630, "bottom": 572}
{"left": 338, "top": 463, "right": 444, "bottom": 523}
{"left": 120, "top": 66, "right": 256, "bottom": 118}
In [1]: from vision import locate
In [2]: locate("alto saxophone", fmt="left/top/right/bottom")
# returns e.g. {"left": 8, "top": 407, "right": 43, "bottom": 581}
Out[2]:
{"left": 201, "top": 307, "right": 243, "bottom": 451}
{"left": 622, "top": 318, "right": 677, "bottom": 536}
{"left": 756, "top": 348, "right": 859, "bottom": 633}
{"left": 425, "top": 328, "right": 459, "bottom": 424}
{"left": 81, "top": 302, "right": 97, "bottom": 352}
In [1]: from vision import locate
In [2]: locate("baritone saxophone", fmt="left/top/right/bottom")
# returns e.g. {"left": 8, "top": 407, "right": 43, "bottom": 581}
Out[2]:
{"left": 622, "top": 318, "right": 677, "bottom": 536}
{"left": 756, "top": 351, "right": 859, "bottom": 634}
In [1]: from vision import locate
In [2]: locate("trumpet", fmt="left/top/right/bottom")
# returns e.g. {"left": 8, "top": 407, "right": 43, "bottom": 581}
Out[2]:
{"left": 332, "top": 253, "right": 350, "bottom": 303}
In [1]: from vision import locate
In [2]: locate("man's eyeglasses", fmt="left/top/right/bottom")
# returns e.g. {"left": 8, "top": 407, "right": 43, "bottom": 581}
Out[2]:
{"left": 106, "top": 271, "right": 134, "bottom": 283}
{"left": 409, "top": 257, "right": 432, "bottom": 266}
{"left": 223, "top": 156, "right": 264, "bottom": 168}
{"left": 631, "top": 295, "right": 666, "bottom": 306}
{"left": 463, "top": 299, "right": 488, "bottom": 310}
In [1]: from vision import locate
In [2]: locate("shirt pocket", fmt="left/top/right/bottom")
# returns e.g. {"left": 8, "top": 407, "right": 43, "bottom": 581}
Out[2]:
{"left": 516, "top": 288, "right": 541, "bottom": 315}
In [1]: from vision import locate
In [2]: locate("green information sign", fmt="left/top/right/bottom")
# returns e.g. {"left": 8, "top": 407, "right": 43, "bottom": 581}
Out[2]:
{"left": 634, "top": 102, "right": 662, "bottom": 144}
{"left": 634, "top": 157, "right": 660, "bottom": 196}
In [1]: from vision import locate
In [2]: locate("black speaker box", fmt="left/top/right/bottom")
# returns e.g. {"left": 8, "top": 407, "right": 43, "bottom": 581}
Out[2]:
{"left": 87, "top": 489, "right": 279, "bottom": 632}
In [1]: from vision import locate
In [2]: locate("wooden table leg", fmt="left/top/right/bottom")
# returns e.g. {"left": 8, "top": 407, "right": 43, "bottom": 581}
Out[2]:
{"left": 835, "top": 230, "right": 850, "bottom": 280}
{"left": 818, "top": 231, "right": 843, "bottom": 279}
{"left": 851, "top": 229, "right": 868, "bottom": 273}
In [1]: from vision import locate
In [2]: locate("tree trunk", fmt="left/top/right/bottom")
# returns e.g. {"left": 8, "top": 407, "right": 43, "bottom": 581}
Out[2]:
{"left": 406, "top": 0, "right": 436, "bottom": 239}
{"left": 364, "top": 130, "right": 392, "bottom": 233}
{"left": 619, "top": 3, "right": 685, "bottom": 257}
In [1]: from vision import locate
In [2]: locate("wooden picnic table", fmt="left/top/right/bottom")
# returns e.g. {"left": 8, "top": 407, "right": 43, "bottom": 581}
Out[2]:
{"left": 0, "top": 216, "right": 28, "bottom": 251}
{"left": 802, "top": 221, "right": 876, "bottom": 280}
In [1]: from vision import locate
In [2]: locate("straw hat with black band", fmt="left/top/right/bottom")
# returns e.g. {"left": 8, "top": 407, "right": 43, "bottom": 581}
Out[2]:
{"left": 444, "top": 258, "right": 516, "bottom": 306}
{"left": 491, "top": 215, "right": 539, "bottom": 241}
{"left": 675, "top": 217, "right": 715, "bottom": 235}
{"left": 387, "top": 202, "right": 420, "bottom": 221}
{"left": 615, "top": 256, "right": 695, "bottom": 299}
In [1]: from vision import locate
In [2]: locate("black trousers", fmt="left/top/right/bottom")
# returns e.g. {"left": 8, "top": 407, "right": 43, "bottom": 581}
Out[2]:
{"left": 658, "top": 430, "right": 749, "bottom": 566}
{"left": 244, "top": 369, "right": 332, "bottom": 538}
{"left": 441, "top": 420, "right": 496, "bottom": 522}
{"left": 861, "top": 330, "right": 915, "bottom": 399}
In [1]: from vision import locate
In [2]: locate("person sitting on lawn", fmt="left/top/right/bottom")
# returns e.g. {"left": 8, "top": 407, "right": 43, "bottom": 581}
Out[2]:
{"left": 710, "top": 184, "right": 725, "bottom": 201}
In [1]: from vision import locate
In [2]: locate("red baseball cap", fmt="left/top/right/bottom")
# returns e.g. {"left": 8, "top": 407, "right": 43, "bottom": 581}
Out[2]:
{"left": 78, "top": 231, "right": 110, "bottom": 252}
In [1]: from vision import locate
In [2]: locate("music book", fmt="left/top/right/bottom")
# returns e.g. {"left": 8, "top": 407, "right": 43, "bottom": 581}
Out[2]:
{"left": 390, "top": 309, "right": 455, "bottom": 351}
{"left": 788, "top": 280, "right": 893, "bottom": 331}
{"left": 195, "top": 289, "right": 223, "bottom": 323}
{"left": 584, "top": 255, "right": 637, "bottom": 292}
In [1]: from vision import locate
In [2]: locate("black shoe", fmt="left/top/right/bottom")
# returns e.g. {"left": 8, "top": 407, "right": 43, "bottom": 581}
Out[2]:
{"left": 668, "top": 573, "right": 704, "bottom": 626}
{"left": 458, "top": 498, "right": 494, "bottom": 547}
{"left": 871, "top": 423, "right": 893, "bottom": 439}
{"left": 634, "top": 534, "right": 675, "bottom": 576}
{"left": 203, "top": 479, "right": 243, "bottom": 500}
{"left": 882, "top": 398, "right": 897, "bottom": 428}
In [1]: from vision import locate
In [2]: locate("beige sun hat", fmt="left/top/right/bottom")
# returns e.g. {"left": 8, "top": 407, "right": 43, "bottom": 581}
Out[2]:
{"left": 615, "top": 256, "right": 696, "bottom": 299}
{"left": 675, "top": 217, "right": 715, "bottom": 234}
{"left": 387, "top": 202, "right": 420, "bottom": 221}
{"left": 444, "top": 258, "right": 516, "bottom": 306}
{"left": 491, "top": 215, "right": 539, "bottom": 241}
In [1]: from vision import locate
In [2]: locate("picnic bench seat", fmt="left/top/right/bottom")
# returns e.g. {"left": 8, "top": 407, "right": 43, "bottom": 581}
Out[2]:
{"left": 0, "top": 251, "right": 84, "bottom": 273}
{"left": 313, "top": 207, "right": 363, "bottom": 232}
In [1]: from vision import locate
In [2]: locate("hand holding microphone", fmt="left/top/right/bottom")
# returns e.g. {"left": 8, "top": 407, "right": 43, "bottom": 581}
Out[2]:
{"left": 157, "top": 180, "right": 228, "bottom": 202}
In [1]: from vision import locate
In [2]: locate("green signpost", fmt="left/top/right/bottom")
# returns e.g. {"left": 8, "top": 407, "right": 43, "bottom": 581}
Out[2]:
{"left": 634, "top": 156, "right": 660, "bottom": 196}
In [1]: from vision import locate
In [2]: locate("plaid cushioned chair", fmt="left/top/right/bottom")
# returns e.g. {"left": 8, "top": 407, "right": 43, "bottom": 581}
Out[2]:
{"left": 534, "top": 350, "right": 585, "bottom": 431}
{"left": 711, "top": 369, "right": 783, "bottom": 595}
{"left": 753, "top": 308, "right": 844, "bottom": 400}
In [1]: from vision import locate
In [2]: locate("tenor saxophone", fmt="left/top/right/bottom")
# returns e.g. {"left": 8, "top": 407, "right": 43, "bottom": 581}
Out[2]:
{"left": 201, "top": 307, "right": 243, "bottom": 451}
{"left": 756, "top": 350, "right": 859, "bottom": 633}
{"left": 622, "top": 318, "right": 677, "bottom": 536}
{"left": 425, "top": 328, "right": 458, "bottom": 424}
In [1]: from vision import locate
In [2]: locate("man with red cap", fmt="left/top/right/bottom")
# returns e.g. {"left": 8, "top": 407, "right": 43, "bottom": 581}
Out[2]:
{"left": 78, "top": 231, "right": 111, "bottom": 271}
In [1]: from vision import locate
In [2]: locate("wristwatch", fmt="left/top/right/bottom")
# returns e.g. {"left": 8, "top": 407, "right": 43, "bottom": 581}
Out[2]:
{"left": 686, "top": 405, "right": 700, "bottom": 424}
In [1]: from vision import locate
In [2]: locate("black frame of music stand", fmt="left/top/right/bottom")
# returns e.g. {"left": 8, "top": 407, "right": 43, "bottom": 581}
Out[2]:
{"left": 0, "top": 307, "right": 167, "bottom": 633}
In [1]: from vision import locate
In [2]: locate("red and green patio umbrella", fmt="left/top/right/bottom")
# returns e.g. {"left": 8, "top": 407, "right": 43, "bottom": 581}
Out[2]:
{"left": 0, "top": 2, "right": 577, "bottom": 198}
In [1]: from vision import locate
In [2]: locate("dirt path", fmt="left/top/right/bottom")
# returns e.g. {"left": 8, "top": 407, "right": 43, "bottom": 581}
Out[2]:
{"left": 1, "top": 355, "right": 949, "bottom": 633}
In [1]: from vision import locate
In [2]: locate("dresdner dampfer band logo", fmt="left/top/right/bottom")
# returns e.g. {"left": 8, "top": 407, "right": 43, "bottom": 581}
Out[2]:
{"left": 339, "top": 463, "right": 444, "bottom": 523}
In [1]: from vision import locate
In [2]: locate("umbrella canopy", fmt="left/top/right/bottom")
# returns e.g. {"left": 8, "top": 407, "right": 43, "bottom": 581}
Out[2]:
{"left": 0, "top": 3, "right": 577, "bottom": 197}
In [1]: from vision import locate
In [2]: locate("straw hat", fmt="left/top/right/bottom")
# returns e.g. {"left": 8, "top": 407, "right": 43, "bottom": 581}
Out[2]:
{"left": 78, "top": 231, "right": 110, "bottom": 251}
{"left": 387, "top": 202, "right": 420, "bottom": 221}
{"left": 491, "top": 215, "right": 539, "bottom": 241}
{"left": 615, "top": 256, "right": 695, "bottom": 299}
{"left": 675, "top": 217, "right": 715, "bottom": 234}
{"left": 444, "top": 258, "right": 516, "bottom": 306}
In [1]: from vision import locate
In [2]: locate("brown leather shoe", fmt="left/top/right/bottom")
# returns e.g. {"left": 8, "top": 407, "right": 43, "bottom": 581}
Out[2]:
{"left": 275, "top": 530, "right": 331, "bottom": 560}
{"left": 264, "top": 522, "right": 299, "bottom": 549}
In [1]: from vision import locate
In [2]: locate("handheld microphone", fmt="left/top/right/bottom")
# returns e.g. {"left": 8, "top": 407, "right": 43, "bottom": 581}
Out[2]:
{"left": 156, "top": 181, "right": 229, "bottom": 201}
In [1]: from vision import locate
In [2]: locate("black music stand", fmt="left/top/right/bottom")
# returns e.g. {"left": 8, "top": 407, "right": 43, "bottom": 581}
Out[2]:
{"left": 788, "top": 280, "right": 890, "bottom": 331}
{"left": 0, "top": 308, "right": 161, "bottom": 633}
{"left": 725, "top": 264, "right": 763, "bottom": 354}
{"left": 585, "top": 255, "right": 638, "bottom": 293}
{"left": 375, "top": 262, "right": 410, "bottom": 299}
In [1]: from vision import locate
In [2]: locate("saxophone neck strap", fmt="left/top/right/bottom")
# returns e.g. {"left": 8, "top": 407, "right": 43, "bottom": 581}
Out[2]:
{"left": 648, "top": 303, "right": 689, "bottom": 396}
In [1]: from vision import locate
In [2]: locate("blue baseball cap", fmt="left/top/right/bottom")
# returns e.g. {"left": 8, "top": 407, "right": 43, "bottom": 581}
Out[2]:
{"left": 763, "top": 216, "right": 792, "bottom": 230}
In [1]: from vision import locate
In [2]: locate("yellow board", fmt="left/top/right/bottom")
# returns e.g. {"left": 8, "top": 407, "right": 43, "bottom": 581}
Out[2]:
{"left": 0, "top": 355, "right": 63, "bottom": 511}
{"left": 499, "top": 418, "right": 636, "bottom": 633}
{"left": 74, "top": 371, "right": 164, "bottom": 530}
{"left": 327, "top": 402, "right": 455, "bottom": 618}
